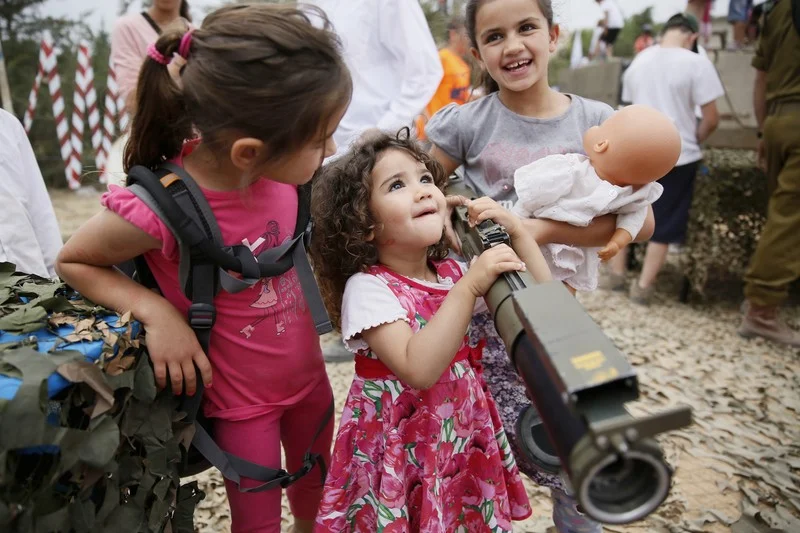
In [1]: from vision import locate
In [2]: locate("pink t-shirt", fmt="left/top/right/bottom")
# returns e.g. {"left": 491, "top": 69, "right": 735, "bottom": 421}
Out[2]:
{"left": 102, "top": 166, "right": 326, "bottom": 422}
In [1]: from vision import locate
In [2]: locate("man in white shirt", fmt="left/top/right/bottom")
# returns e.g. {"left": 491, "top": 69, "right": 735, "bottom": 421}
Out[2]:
{"left": 0, "top": 109, "right": 63, "bottom": 278}
{"left": 593, "top": 0, "right": 625, "bottom": 58}
{"left": 306, "top": 0, "right": 443, "bottom": 157}
{"left": 606, "top": 13, "right": 724, "bottom": 305}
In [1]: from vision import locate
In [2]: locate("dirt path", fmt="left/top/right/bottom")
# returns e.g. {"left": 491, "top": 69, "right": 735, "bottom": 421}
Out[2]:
{"left": 50, "top": 188, "right": 799, "bottom": 532}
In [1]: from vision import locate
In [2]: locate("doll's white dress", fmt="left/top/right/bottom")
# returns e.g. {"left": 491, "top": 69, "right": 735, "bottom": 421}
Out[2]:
{"left": 512, "top": 153, "right": 663, "bottom": 291}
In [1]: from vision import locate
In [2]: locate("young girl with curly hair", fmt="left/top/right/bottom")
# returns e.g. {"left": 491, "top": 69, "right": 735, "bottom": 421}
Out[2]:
{"left": 310, "top": 130, "right": 552, "bottom": 531}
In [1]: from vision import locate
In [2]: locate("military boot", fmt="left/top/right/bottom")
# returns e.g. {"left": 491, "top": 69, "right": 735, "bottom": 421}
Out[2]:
{"left": 738, "top": 301, "right": 800, "bottom": 347}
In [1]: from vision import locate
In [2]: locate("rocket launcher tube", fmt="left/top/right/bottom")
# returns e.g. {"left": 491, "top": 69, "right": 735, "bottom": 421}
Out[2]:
{"left": 447, "top": 181, "right": 692, "bottom": 524}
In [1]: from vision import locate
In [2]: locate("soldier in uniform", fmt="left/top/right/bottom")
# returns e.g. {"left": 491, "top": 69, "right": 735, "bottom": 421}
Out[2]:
{"left": 739, "top": 0, "right": 800, "bottom": 346}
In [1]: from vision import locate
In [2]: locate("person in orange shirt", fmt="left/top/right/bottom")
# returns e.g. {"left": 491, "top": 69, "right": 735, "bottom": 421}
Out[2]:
{"left": 417, "top": 18, "right": 472, "bottom": 142}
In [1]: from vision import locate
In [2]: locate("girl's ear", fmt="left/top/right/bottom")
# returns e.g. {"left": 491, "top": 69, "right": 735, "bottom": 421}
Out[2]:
{"left": 549, "top": 23, "right": 561, "bottom": 54}
{"left": 470, "top": 46, "right": 484, "bottom": 68}
{"left": 230, "top": 138, "right": 266, "bottom": 172}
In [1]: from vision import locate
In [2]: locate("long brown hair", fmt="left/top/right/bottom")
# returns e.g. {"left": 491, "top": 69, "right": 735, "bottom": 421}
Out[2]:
{"left": 466, "top": 0, "right": 554, "bottom": 95}
{"left": 310, "top": 130, "right": 450, "bottom": 331}
{"left": 180, "top": 0, "right": 191, "bottom": 22}
{"left": 124, "top": 3, "right": 351, "bottom": 172}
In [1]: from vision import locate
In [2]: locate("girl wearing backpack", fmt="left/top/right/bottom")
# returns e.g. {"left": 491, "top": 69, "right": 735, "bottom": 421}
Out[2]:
{"left": 56, "top": 5, "right": 352, "bottom": 532}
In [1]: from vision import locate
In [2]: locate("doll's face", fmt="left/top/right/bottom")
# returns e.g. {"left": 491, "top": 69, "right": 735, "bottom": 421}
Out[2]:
{"left": 583, "top": 105, "right": 682, "bottom": 187}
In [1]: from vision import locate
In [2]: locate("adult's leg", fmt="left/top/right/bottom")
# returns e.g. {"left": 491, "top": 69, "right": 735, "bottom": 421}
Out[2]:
{"left": 743, "top": 113, "right": 800, "bottom": 307}
{"left": 215, "top": 410, "right": 284, "bottom": 533}
{"left": 638, "top": 242, "right": 669, "bottom": 289}
{"left": 741, "top": 111, "right": 800, "bottom": 345}
{"left": 635, "top": 162, "right": 699, "bottom": 291}
{"left": 281, "top": 377, "right": 335, "bottom": 531}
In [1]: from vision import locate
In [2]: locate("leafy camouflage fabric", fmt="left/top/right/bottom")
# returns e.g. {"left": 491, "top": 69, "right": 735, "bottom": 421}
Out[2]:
{"left": 682, "top": 148, "right": 770, "bottom": 298}
{"left": 0, "top": 263, "right": 204, "bottom": 532}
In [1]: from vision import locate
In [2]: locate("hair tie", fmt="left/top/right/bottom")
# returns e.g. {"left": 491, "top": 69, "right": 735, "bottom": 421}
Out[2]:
{"left": 147, "top": 43, "right": 170, "bottom": 65}
{"left": 178, "top": 29, "right": 194, "bottom": 59}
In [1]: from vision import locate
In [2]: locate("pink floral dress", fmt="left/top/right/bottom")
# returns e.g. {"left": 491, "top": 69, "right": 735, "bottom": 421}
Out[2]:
{"left": 315, "top": 260, "right": 531, "bottom": 532}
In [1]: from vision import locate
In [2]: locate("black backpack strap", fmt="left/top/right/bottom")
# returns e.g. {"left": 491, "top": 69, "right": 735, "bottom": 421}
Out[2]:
{"left": 141, "top": 12, "right": 163, "bottom": 35}
{"left": 189, "top": 392, "right": 334, "bottom": 492}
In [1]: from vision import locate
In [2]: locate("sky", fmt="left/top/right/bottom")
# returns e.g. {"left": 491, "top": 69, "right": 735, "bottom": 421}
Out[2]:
{"left": 42, "top": 0, "right": 731, "bottom": 33}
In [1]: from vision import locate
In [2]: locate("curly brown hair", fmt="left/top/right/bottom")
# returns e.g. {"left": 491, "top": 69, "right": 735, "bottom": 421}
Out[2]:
{"left": 310, "top": 129, "right": 450, "bottom": 330}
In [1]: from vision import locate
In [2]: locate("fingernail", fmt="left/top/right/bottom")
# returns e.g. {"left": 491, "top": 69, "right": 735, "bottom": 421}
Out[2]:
{"left": 206, "top": 382, "right": 212, "bottom": 389}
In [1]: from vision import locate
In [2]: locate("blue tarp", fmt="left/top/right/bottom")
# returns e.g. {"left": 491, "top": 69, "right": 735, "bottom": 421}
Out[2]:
{"left": 0, "top": 315, "right": 142, "bottom": 401}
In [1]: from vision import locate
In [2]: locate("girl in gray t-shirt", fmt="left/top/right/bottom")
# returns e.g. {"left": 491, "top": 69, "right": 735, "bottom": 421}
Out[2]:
{"left": 424, "top": 1, "right": 652, "bottom": 532}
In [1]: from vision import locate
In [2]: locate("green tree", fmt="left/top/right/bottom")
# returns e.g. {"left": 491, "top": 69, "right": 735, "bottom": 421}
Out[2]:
{"left": 612, "top": 7, "right": 655, "bottom": 58}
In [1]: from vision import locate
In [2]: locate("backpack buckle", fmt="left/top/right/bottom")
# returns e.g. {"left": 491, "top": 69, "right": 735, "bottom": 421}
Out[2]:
{"left": 188, "top": 303, "right": 216, "bottom": 329}
{"left": 280, "top": 463, "right": 312, "bottom": 488}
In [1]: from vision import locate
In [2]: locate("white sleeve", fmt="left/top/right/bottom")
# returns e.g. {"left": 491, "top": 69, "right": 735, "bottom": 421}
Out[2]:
{"left": 616, "top": 208, "right": 647, "bottom": 239}
{"left": 375, "top": 0, "right": 443, "bottom": 132}
{"left": 14, "top": 118, "right": 63, "bottom": 277}
{"left": 692, "top": 56, "right": 725, "bottom": 108}
{"left": 340, "top": 273, "right": 410, "bottom": 353}
{"left": 621, "top": 66, "right": 633, "bottom": 104}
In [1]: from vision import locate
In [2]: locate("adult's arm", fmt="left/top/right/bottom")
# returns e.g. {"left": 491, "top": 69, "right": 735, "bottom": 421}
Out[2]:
{"left": 16, "top": 119, "right": 62, "bottom": 276}
{"left": 375, "top": 0, "right": 444, "bottom": 132}
{"left": 753, "top": 69, "right": 767, "bottom": 134}
{"left": 752, "top": 69, "right": 768, "bottom": 170}
{"left": 111, "top": 18, "right": 146, "bottom": 113}
{"left": 696, "top": 100, "right": 720, "bottom": 144}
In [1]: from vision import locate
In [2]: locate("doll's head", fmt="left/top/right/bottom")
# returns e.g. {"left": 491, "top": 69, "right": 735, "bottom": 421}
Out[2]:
{"left": 582, "top": 105, "right": 681, "bottom": 187}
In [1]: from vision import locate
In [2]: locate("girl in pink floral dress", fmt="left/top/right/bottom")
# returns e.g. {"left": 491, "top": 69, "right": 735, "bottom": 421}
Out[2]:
{"left": 310, "top": 130, "right": 553, "bottom": 532}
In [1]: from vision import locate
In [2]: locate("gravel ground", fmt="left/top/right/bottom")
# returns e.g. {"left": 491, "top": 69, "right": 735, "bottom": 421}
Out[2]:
{"left": 51, "top": 188, "right": 799, "bottom": 532}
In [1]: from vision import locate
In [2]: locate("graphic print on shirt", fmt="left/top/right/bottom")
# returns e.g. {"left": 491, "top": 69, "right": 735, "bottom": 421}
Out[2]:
{"left": 238, "top": 220, "right": 305, "bottom": 338}
{"left": 481, "top": 142, "right": 574, "bottom": 201}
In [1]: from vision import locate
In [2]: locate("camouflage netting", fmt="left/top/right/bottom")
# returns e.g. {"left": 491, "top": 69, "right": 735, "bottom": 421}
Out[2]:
{"left": 682, "top": 148, "right": 769, "bottom": 298}
{"left": 0, "top": 264, "right": 204, "bottom": 533}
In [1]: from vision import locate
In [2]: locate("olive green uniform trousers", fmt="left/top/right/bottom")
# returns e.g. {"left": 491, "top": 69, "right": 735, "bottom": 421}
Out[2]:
{"left": 744, "top": 101, "right": 800, "bottom": 306}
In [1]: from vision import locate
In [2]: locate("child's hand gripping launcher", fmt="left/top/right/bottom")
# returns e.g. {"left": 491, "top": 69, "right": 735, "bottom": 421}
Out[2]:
{"left": 447, "top": 181, "right": 692, "bottom": 525}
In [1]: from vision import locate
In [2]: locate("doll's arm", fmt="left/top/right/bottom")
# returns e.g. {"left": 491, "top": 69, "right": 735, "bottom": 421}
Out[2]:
{"left": 597, "top": 203, "right": 647, "bottom": 261}
{"left": 598, "top": 228, "right": 634, "bottom": 261}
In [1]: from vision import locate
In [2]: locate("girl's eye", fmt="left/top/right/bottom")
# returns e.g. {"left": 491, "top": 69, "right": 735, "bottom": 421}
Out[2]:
{"left": 420, "top": 174, "right": 434, "bottom": 184}
{"left": 520, "top": 23, "right": 536, "bottom": 32}
{"left": 485, "top": 32, "right": 502, "bottom": 43}
{"left": 389, "top": 180, "right": 404, "bottom": 191}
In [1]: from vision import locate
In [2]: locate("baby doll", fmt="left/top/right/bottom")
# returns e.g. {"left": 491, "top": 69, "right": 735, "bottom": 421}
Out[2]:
{"left": 512, "top": 104, "right": 681, "bottom": 292}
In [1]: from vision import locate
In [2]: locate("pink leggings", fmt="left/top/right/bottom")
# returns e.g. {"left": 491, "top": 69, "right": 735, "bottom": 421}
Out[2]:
{"left": 214, "top": 379, "right": 334, "bottom": 532}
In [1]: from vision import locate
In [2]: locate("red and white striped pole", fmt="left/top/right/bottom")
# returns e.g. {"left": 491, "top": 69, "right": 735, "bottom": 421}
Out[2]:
{"left": 23, "top": 40, "right": 48, "bottom": 134}
{"left": 38, "top": 31, "right": 80, "bottom": 190}
{"left": 97, "top": 58, "right": 120, "bottom": 184}
{"left": 84, "top": 46, "right": 102, "bottom": 167}
{"left": 67, "top": 40, "right": 93, "bottom": 189}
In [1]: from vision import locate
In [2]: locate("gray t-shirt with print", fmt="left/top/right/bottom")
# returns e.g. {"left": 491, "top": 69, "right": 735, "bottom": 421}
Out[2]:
{"left": 426, "top": 93, "right": 614, "bottom": 208}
